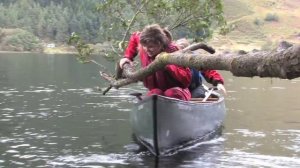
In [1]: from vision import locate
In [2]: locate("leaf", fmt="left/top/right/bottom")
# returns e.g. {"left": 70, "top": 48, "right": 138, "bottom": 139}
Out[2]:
{"left": 67, "top": 32, "right": 94, "bottom": 63}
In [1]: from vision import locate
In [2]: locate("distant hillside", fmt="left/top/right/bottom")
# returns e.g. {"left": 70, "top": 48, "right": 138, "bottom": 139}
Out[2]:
{"left": 210, "top": 0, "right": 300, "bottom": 52}
{"left": 0, "top": 28, "right": 43, "bottom": 52}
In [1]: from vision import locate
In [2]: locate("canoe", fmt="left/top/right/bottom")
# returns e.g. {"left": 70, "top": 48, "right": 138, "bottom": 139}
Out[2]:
{"left": 130, "top": 94, "right": 226, "bottom": 156}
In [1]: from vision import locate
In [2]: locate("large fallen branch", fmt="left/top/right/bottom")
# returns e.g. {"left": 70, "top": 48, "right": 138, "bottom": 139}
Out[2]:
{"left": 101, "top": 43, "right": 215, "bottom": 91}
{"left": 101, "top": 42, "right": 300, "bottom": 92}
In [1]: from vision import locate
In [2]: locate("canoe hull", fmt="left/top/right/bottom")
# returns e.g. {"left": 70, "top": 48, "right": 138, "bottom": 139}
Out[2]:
{"left": 130, "top": 95, "right": 226, "bottom": 156}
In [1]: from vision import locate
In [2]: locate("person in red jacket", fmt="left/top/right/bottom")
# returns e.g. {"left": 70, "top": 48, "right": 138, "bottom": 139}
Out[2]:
{"left": 176, "top": 38, "right": 226, "bottom": 98}
{"left": 119, "top": 24, "right": 192, "bottom": 101}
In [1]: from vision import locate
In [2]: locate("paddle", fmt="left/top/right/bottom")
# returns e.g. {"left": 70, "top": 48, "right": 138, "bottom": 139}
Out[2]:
{"left": 202, "top": 87, "right": 218, "bottom": 102}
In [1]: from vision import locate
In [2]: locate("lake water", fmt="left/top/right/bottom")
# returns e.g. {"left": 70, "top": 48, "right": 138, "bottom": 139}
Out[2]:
{"left": 0, "top": 53, "right": 300, "bottom": 168}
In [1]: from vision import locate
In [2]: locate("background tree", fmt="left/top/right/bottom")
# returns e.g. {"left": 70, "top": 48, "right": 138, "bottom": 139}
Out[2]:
{"left": 96, "top": 0, "right": 226, "bottom": 52}
{"left": 0, "top": 0, "right": 105, "bottom": 44}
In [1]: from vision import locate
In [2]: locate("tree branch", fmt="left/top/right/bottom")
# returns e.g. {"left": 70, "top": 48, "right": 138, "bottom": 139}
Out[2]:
{"left": 118, "top": 0, "right": 149, "bottom": 51}
{"left": 101, "top": 43, "right": 300, "bottom": 90}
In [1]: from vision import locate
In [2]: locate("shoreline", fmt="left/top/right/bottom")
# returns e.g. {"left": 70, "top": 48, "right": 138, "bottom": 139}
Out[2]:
{"left": 0, "top": 49, "right": 77, "bottom": 55}
{"left": 0, "top": 51, "right": 76, "bottom": 54}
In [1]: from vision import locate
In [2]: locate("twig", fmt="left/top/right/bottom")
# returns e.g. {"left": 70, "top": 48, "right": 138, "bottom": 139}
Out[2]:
{"left": 183, "top": 43, "right": 215, "bottom": 54}
{"left": 90, "top": 59, "right": 108, "bottom": 72}
{"left": 102, "top": 85, "right": 112, "bottom": 95}
{"left": 118, "top": 0, "right": 149, "bottom": 51}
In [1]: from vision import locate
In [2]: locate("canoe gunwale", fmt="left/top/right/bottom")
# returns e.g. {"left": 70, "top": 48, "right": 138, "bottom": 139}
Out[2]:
{"left": 135, "top": 94, "right": 224, "bottom": 106}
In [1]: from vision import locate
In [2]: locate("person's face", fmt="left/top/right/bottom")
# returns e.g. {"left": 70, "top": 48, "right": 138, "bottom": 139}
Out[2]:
{"left": 142, "top": 42, "right": 163, "bottom": 57}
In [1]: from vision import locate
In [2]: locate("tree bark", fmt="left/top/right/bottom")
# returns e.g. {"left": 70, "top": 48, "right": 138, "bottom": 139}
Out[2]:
{"left": 102, "top": 43, "right": 300, "bottom": 89}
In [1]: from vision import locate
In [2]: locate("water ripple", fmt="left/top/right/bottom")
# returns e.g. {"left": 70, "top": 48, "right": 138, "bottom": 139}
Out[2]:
{"left": 234, "top": 129, "right": 266, "bottom": 137}
{"left": 274, "top": 129, "right": 300, "bottom": 153}
{"left": 220, "top": 150, "right": 300, "bottom": 167}
{"left": 48, "top": 153, "right": 130, "bottom": 167}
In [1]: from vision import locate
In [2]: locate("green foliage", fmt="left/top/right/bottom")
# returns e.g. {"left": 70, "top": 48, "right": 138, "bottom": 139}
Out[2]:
{"left": 6, "top": 29, "right": 42, "bottom": 51}
{"left": 96, "top": 0, "right": 226, "bottom": 42}
{"left": 219, "top": 23, "right": 236, "bottom": 35}
{"left": 254, "top": 18, "right": 264, "bottom": 26}
{"left": 264, "top": 13, "right": 279, "bottom": 22}
{"left": 0, "top": 0, "right": 105, "bottom": 43}
{"left": 68, "top": 32, "right": 94, "bottom": 63}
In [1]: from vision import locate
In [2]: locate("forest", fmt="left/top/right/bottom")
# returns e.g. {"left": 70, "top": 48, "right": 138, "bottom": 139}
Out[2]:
{"left": 0, "top": 0, "right": 225, "bottom": 52}
{"left": 0, "top": 0, "right": 104, "bottom": 43}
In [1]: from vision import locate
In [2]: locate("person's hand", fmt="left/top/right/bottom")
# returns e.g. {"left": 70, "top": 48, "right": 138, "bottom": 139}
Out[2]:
{"left": 119, "top": 58, "right": 133, "bottom": 69}
{"left": 217, "top": 83, "right": 227, "bottom": 95}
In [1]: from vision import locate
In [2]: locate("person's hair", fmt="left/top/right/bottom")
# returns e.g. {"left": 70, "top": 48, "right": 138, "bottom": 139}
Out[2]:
{"left": 176, "top": 38, "right": 190, "bottom": 49}
{"left": 140, "top": 24, "right": 172, "bottom": 49}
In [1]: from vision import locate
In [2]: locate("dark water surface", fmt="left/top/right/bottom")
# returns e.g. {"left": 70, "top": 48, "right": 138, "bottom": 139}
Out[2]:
{"left": 0, "top": 53, "right": 299, "bottom": 168}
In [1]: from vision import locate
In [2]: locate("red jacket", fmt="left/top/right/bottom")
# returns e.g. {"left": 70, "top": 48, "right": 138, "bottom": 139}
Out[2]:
{"left": 202, "top": 70, "right": 224, "bottom": 85}
{"left": 124, "top": 32, "right": 191, "bottom": 91}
